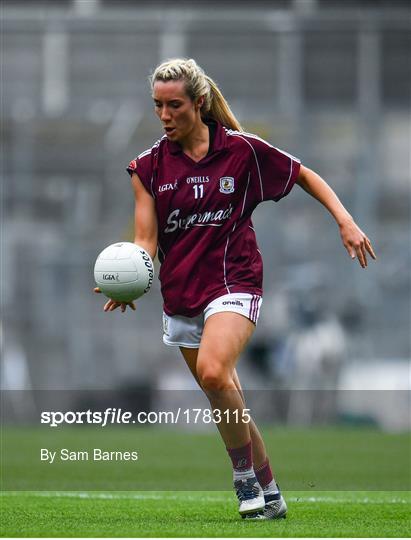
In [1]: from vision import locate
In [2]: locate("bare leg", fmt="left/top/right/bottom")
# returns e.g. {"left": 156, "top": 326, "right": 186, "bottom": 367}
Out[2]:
{"left": 232, "top": 370, "right": 268, "bottom": 469}
{"left": 179, "top": 313, "right": 287, "bottom": 518}
{"left": 180, "top": 312, "right": 268, "bottom": 464}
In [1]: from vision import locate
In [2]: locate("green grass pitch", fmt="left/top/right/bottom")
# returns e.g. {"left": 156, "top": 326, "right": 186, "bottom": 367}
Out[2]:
{"left": 1, "top": 427, "right": 410, "bottom": 537}
{"left": 1, "top": 490, "right": 410, "bottom": 537}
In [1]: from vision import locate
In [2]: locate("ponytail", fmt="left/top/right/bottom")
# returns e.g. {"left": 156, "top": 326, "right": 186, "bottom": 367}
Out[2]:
{"left": 204, "top": 75, "right": 243, "bottom": 132}
{"left": 151, "top": 58, "right": 243, "bottom": 132}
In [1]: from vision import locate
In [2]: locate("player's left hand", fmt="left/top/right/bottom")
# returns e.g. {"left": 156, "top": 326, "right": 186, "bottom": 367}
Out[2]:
{"left": 339, "top": 218, "right": 376, "bottom": 268}
{"left": 93, "top": 287, "right": 136, "bottom": 313}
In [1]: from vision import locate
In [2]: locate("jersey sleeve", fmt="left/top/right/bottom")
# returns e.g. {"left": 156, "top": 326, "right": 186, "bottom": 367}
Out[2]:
{"left": 126, "top": 151, "right": 154, "bottom": 197}
{"left": 246, "top": 135, "right": 301, "bottom": 203}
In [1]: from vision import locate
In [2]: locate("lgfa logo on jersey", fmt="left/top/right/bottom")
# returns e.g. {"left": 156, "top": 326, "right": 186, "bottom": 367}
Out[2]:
{"left": 219, "top": 177, "right": 235, "bottom": 194}
{"left": 159, "top": 179, "right": 179, "bottom": 193}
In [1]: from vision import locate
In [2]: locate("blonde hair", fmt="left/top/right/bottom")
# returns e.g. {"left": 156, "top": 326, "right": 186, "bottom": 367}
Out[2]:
{"left": 150, "top": 58, "right": 243, "bottom": 132}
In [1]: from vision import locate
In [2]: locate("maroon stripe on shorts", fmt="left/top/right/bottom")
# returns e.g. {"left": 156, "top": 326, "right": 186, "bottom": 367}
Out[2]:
{"left": 251, "top": 295, "right": 258, "bottom": 323}
{"left": 248, "top": 295, "right": 254, "bottom": 321}
{"left": 254, "top": 295, "right": 261, "bottom": 323}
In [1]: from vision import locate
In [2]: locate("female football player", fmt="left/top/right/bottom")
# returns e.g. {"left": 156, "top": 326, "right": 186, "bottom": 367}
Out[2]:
{"left": 95, "top": 58, "right": 376, "bottom": 520}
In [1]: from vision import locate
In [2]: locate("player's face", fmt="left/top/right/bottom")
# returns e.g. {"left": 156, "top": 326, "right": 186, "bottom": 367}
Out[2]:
{"left": 153, "top": 80, "right": 202, "bottom": 142}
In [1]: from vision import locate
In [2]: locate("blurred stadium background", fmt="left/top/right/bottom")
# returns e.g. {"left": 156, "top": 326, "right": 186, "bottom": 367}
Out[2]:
{"left": 1, "top": 0, "right": 410, "bottom": 430}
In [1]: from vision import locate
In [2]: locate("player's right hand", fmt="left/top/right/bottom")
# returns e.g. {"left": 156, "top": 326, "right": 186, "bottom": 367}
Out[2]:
{"left": 93, "top": 287, "right": 136, "bottom": 313}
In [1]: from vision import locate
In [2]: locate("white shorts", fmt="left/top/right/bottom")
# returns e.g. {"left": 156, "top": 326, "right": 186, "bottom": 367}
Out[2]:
{"left": 162, "top": 293, "right": 263, "bottom": 348}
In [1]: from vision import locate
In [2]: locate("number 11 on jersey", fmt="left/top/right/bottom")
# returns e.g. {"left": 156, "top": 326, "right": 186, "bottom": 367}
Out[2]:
{"left": 193, "top": 184, "right": 204, "bottom": 199}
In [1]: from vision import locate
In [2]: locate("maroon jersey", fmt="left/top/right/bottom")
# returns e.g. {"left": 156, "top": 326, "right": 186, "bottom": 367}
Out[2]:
{"left": 127, "top": 122, "right": 300, "bottom": 317}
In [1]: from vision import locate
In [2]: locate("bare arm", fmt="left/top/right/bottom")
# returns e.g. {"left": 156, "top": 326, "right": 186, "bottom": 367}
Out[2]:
{"left": 95, "top": 173, "right": 158, "bottom": 312}
{"left": 131, "top": 172, "right": 158, "bottom": 260}
{"left": 297, "top": 165, "right": 376, "bottom": 268}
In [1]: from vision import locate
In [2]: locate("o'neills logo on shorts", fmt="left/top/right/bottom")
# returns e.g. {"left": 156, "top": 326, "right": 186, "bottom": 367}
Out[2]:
{"left": 164, "top": 204, "right": 233, "bottom": 233}
{"left": 222, "top": 300, "right": 244, "bottom": 307}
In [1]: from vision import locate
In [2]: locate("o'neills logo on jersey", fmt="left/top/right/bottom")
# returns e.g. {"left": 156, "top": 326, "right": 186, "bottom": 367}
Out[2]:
{"left": 186, "top": 176, "right": 210, "bottom": 184}
{"left": 164, "top": 204, "right": 234, "bottom": 233}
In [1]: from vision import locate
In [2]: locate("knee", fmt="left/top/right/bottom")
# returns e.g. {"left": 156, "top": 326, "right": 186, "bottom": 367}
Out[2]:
{"left": 197, "top": 365, "right": 233, "bottom": 394}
